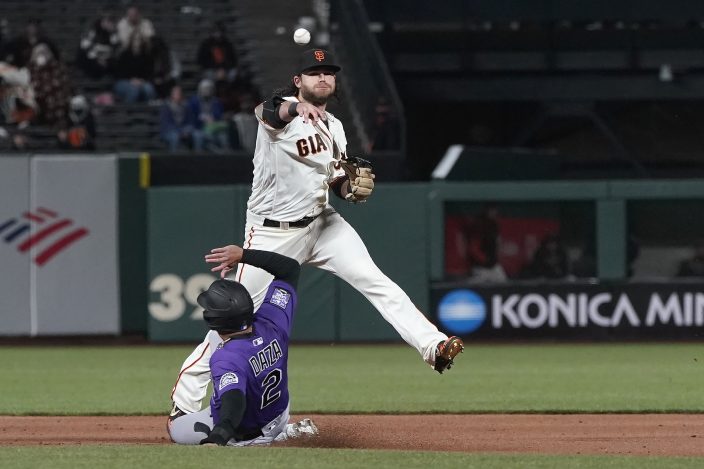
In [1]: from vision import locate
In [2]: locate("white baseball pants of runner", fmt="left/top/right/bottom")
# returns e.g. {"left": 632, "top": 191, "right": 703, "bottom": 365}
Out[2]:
{"left": 171, "top": 206, "right": 448, "bottom": 413}
{"left": 168, "top": 403, "right": 291, "bottom": 446}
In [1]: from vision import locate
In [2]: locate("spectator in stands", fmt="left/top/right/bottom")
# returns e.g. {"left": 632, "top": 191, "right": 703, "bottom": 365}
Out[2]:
{"left": 3, "top": 19, "right": 60, "bottom": 68}
{"left": 521, "top": 234, "right": 569, "bottom": 279}
{"left": 113, "top": 40, "right": 156, "bottom": 103}
{"left": 197, "top": 21, "right": 238, "bottom": 83}
{"left": 572, "top": 241, "right": 596, "bottom": 278}
{"left": 369, "top": 96, "right": 400, "bottom": 151}
{"left": 0, "top": 61, "right": 37, "bottom": 126}
{"left": 465, "top": 203, "right": 507, "bottom": 282}
{"left": 113, "top": 5, "right": 157, "bottom": 103}
{"left": 160, "top": 85, "right": 197, "bottom": 152}
{"left": 77, "top": 13, "right": 120, "bottom": 79}
{"left": 229, "top": 93, "right": 257, "bottom": 153}
{"left": 28, "top": 43, "right": 71, "bottom": 126}
{"left": 117, "top": 5, "right": 154, "bottom": 55}
{"left": 151, "top": 36, "right": 181, "bottom": 99}
{"left": 676, "top": 240, "right": 704, "bottom": 277}
{"left": 58, "top": 95, "right": 96, "bottom": 151}
{"left": 187, "top": 78, "right": 228, "bottom": 153}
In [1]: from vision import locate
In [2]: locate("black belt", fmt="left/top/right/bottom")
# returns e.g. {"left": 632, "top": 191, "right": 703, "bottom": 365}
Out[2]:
{"left": 263, "top": 215, "right": 319, "bottom": 229}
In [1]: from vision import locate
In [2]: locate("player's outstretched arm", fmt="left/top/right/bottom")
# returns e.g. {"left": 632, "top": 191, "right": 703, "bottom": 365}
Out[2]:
{"left": 205, "top": 246, "right": 301, "bottom": 287}
{"left": 259, "top": 97, "right": 326, "bottom": 128}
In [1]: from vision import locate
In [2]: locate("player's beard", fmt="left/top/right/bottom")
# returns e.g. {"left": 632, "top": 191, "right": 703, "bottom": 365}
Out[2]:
{"left": 299, "top": 83, "right": 335, "bottom": 106}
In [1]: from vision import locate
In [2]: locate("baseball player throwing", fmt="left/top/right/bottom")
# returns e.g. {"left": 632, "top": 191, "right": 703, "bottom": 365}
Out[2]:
{"left": 168, "top": 244, "right": 318, "bottom": 446}
{"left": 171, "top": 48, "right": 464, "bottom": 414}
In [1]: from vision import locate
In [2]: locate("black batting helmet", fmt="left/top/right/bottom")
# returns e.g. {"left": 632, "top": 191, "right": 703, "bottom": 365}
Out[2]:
{"left": 197, "top": 279, "right": 254, "bottom": 333}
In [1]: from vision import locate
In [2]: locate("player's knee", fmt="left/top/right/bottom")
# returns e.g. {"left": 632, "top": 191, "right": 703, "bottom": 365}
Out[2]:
{"left": 167, "top": 416, "right": 209, "bottom": 445}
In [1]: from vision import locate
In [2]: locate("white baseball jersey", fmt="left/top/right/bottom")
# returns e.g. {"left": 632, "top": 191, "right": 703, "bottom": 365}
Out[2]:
{"left": 250, "top": 97, "right": 347, "bottom": 222}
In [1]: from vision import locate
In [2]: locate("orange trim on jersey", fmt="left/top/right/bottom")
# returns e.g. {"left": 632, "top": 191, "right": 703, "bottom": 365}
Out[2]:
{"left": 170, "top": 343, "right": 211, "bottom": 400}
{"left": 238, "top": 226, "right": 256, "bottom": 282}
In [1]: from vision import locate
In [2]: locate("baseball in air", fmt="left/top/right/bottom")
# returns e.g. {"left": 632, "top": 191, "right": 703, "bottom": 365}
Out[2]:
{"left": 293, "top": 28, "right": 311, "bottom": 45}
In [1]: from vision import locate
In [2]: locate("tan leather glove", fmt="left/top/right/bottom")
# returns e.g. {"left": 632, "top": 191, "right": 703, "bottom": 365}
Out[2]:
{"left": 340, "top": 156, "right": 375, "bottom": 203}
{"left": 346, "top": 167, "right": 375, "bottom": 203}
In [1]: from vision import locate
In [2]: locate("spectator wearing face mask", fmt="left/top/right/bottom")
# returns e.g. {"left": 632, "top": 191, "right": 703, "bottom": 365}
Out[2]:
{"left": 187, "top": 78, "right": 228, "bottom": 152}
{"left": 58, "top": 95, "right": 96, "bottom": 150}
{"left": 4, "top": 19, "right": 60, "bottom": 68}
{"left": 28, "top": 43, "right": 71, "bottom": 126}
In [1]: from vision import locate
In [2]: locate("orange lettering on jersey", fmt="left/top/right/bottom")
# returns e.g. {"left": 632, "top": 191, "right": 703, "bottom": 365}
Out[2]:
{"left": 296, "top": 139, "right": 310, "bottom": 156}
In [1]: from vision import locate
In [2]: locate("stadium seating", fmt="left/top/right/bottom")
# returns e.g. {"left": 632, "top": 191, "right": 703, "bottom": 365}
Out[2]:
{"left": 0, "top": 0, "right": 238, "bottom": 152}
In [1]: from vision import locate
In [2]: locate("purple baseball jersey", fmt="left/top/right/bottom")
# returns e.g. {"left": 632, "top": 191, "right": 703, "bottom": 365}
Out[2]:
{"left": 209, "top": 279, "right": 297, "bottom": 430}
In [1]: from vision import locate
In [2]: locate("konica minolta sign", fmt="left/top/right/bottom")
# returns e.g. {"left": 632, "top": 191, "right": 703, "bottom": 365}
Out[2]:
{"left": 431, "top": 282, "right": 704, "bottom": 339}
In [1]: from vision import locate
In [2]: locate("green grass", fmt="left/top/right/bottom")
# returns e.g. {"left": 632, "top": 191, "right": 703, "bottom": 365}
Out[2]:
{"left": 0, "top": 343, "right": 703, "bottom": 414}
{"left": 2, "top": 343, "right": 703, "bottom": 468}
{"left": 0, "top": 446, "right": 702, "bottom": 469}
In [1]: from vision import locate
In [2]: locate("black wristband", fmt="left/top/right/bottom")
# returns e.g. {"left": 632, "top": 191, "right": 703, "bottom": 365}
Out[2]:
{"left": 287, "top": 102, "right": 299, "bottom": 117}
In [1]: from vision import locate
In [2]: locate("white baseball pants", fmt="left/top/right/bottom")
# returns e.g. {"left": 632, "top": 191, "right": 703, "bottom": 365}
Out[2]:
{"left": 168, "top": 403, "right": 291, "bottom": 446}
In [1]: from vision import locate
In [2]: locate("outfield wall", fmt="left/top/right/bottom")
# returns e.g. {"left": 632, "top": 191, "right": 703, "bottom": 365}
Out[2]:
{"left": 146, "top": 183, "right": 429, "bottom": 342}
{"left": 1, "top": 155, "right": 703, "bottom": 341}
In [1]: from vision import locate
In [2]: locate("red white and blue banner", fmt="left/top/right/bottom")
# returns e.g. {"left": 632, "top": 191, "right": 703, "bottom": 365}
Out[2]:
{"left": 0, "top": 155, "right": 119, "bottom": 336}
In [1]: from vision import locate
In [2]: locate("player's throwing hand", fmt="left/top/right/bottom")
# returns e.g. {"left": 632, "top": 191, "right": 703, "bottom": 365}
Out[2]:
{"left": 290, "top": 101, "right": 326, "bottom": 125}
{"left": 205, "top": 245, "right": 244, "bottom": 278}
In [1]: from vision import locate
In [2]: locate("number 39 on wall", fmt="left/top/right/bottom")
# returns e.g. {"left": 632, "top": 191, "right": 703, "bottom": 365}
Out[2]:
{"left": 149, "top": 273, "right": 216, "bottom": 322}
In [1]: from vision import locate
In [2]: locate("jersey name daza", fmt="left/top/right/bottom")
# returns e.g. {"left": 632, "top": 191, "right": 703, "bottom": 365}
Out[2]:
{"left": 296, "top": 133, "right": 328, "bottom": 157}
{"left": 249, "top": 338, "right": 283, "bottom": 377}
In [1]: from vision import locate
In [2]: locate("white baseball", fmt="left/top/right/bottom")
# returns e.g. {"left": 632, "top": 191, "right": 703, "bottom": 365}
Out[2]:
{"left": 293, "top": 28, "right": 311, "bottom": 45}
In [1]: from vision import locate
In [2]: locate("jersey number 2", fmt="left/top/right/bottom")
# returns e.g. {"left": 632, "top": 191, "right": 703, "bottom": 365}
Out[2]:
{"left": 261, "top": 369, "right": 282, "bottom": 409}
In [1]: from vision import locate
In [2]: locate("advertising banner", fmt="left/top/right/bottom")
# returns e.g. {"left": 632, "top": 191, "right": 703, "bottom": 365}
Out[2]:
{"left": 0, "top": 156, "right": 119, "bottom": 336}
{"left": 432, "top": 281, "right": 704, "bottom": 340}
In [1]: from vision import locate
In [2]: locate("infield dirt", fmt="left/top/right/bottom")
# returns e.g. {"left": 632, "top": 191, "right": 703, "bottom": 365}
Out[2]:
{"left": 1, "top": 414, "right": 703, "bottom": 456}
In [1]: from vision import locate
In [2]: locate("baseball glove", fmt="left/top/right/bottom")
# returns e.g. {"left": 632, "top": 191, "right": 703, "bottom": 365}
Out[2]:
{"left": 340, "top": 156, "right": 375, "bottom": 203}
